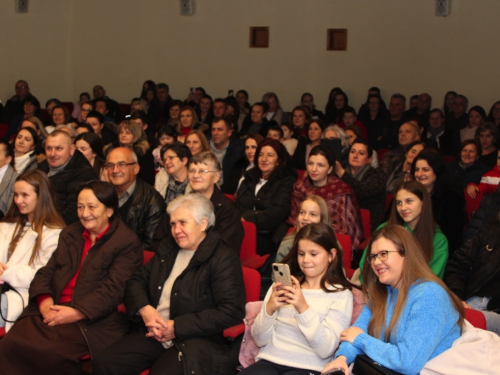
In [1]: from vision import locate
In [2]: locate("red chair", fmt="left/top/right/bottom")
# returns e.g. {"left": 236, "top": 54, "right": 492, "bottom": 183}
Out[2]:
{"left": 296, "top": 169, "right": 305, "bottom": 181}
{"left": 240, "top": 221, "right": 269, "bottom": 269}
{"left": 385, "top": 193, "right": 394, "bottom": 211}
{"left": 359, "top": 209, "right": 371, "bottom": 240}
{"left": 224, "top": 193, "right": 235, "bottom": 201}
{"left": 464, "top": 308, "right": 487, "bottom": 329}
{"left": 60, "top": 101, "right": 75, "bottom": 113}
{"left": 444, "top": 155, "right": 456, "bottom": 164}
{"left": 464, "top": 188, "right": 483, "bottom": 221}
{"left": 377, "top": 148, "right": 390, "bottom": 161}
{"left": 119, "top": 103, "right": 131, "bottom": 119}
{"left": 0, "top": 123, "right": 9, "bottom": 139}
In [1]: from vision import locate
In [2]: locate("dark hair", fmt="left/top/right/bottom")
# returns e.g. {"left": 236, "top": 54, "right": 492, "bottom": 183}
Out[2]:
{"left": 23, "top": 95, "right": 40, "bottom": 109}
{"left": 325, "top": 90, "right": 348, "bottom": 122}
{"left": 345, "top": 125, "right": 364, "bottom": 142}
{"left": 236, "top": 90, "right": 249, "bottom": 100}
{"left": 430, "top": 108, "right": 444, "bottom": 118}
{"left": 0, "top": 139, "right": 15, "bottom": 167}
{"left": 130, "top": 110, "right": 148, "bottom": 125}
{"left": 351, "top": 138, "right": 373, "bottom": 158}
{"left": 253, "top": 101, "right": 269, "bottom": 114}
{"left": 75, "top": 123, "right": 95, "bottom": 133}
{"left": 253, "top": 138, "right": 289, "bottom": 176}
{"left": 161, "top": 141, "right": 192, "bottom": 163}
{"left": 94, "top": 98, "right": 107, "bottom": 109}
{"left": 291, "top": 105, "right": 312, "bottom": 124}
{"left": 195, "top": 87, "right": 206, "bottom": 96}
{"left": 45, "top": 98, "right": 61, "bottom": 109}
{"left": 213, "top": 98, "right": 227, "bottom": 108}
{"left": 411, "top": 148, "right": 453, "bottom": 196}
{"left": 459, "top": 139, "right": 482, "bottom": 158}
{"left": 282, "top": 223, "right": 357, "bottom": 293}
{"left": 300, "top": 92, "right": 314, "bottom": 107}
{"left": 79, "top": 92, "right": 91, "bottom": 102}
{"left": 15, "top": 127, "right": 39, "bottom": 149}
{"left": 267, "top": 123, "right": 284, "bottom": 139}
{"left": 487, "top": 100, "right": 500, "bottom": 122}
{"left": 306, "top": 118, "right": 326, "bottom": 142}
{"left": 212, "top": 116, "right": 233, "bottom": 131}
{"left": 468, "top": 105, "right": 486, "bottom": 121}
{"left": 224, "top": 96, "right": 240, "bottom": 128}
{"left": 86, "top": 110, "right": 104, "bottom": 124}
{"left": 343, "top": 106, "right": 356, "bottom": 116}
{"left": 443, "top": 91, "right": 457, "bottom": 116}
{"left": 280, "top": 122, "right": 293, "bottom": 132}
{"left": 309, "top": 144, "right": 335, "bottom": 167}
{"left": 169, "top": 99, "right": 184, "bottom": 110}
{"left": 389, "top": 180, "right": 435, "bottom": 263}
{"left": 75, "top": 132, "right": 104, "bottom": 159}
{"left": 475, "top": 122, "right": 498, "bottom": 144}
{"left": 391, "top": 93, "right": 406, "bottom": 103}
{"left": 51, "top": 105, "right": 70, "bottom": 124}
{"left": 366, "top": 94, "right": 386, "bottom": 121}
{"left": 158, "top": 124, "right": 178, "bottom": 139}
{"left": 140, "top": 80, "right": 156, "bottom": 100}
{"left": 77, "top": 180, "right": 118, "bottom": 217}
{"left": 369, "top": 86, "right": 381, "bottom": 94}
{"left": 157, "top": 83, "right": 169, "bottom": 92}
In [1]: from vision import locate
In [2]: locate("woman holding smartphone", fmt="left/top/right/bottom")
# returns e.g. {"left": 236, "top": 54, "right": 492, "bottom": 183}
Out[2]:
{"left": 322, "top": 225, "right": 463, "bottom": 375}
{"left": 240, "top": 223, "right": 356, "bottom": 375}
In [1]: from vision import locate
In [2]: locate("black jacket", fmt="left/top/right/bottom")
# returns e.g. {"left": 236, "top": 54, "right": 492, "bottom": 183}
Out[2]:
{"left": 120, "top": 178, "right": 166, "bottom": 251}
{"left": 211, "top": 186, "right": 244, "bottom": 253}
{"left": 445, "top": 221, "right": 500, "bottom": 301}
{"left": 289, "top": 137, "right": 308, "bottom": 170}
{"left": 463, "top": 192, "right": 500, "bottom": 242}
{"left": 236, "top": 165, "right": 297, "bottom": 242}
{"left": 220, "top": 136, "right": 244, "bottom": 188}
{"left": 125, "top": 229, "right": 245, "bottom": 375}
{"left": 38, "top": 150, "right": 98, "bottom": 225}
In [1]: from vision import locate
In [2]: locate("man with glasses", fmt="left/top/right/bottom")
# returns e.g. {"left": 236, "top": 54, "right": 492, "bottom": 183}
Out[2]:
{"left": 188, "top": 151, "right": 243, "bottom": 252}
{"left": 106, "top": 147, "right": 165, "bottom": 251}
{"left": 38, "top": 130, "right": 97, "bottom": 224}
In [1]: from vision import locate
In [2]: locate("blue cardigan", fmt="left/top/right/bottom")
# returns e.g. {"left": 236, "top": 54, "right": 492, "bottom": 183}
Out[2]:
{"left": 335, "top": 281, "right": 461, "bottom": 375}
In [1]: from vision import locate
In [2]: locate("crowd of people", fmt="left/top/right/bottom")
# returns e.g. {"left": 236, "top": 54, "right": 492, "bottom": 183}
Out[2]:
{"left": 0, "top": 79, "right": 499, "bottom": 374}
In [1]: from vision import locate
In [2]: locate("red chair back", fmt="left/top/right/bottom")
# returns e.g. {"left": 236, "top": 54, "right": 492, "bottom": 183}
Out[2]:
{"left": 464, "top": 308, "right": 486, "bottom": 329}
{"left": 385, "top": 193, "right": 394, "bottom": 211}
{"left": 143, "top": 250, "right": 154, "bottom": 265}
{"left": 336, "top": 233, "right": 354, "bottom": 279}
{"left": 242, "top": 267, "right": 261, "bottom": 303}
{"left": 297, "top": 169, "right": 305, "bottom": 181}
{"left": 240, "top": 222, "right": 257, "bottom": 261}
{"left": 464, "top": 188, "right": 483, "bottom": 220}
{"left": 0, "top": 123, "right": 8, "bottom": 139}
{"left": 224, "top": 193, "right": 235, "bottom": 201}
{"left": 377, "top": 148, "right": 390, "bottom": 161}
{"left": 360, "top": 209, "right": 371, "bottom": 240}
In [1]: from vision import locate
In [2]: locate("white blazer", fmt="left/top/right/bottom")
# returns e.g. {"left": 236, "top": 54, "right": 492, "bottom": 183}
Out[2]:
{"left": 0, "top": 222, "right": 62, "bottom": 331}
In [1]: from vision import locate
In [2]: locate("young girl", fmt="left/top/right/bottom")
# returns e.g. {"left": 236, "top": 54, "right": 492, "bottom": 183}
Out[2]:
{"left": 323, "top": 225, "right": 464, "bottom": 374}
{"left": 0, "top": 170, "right": 65, "bottom": 331}
{"left": 241, "top": 223, "right": 354, "bottom": 375}
{"left": 275, "top": 195, "right": 331, "bottom": 262}
{"left": 153, "top": 125, "right": 177, "bottom": 171}
{"left": 359, "top": 180, "right": 449, "bottom": 279}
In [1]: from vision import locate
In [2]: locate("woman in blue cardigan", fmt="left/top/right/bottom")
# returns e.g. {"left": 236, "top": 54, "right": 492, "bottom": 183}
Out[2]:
{"left": 322, "top": 225, "right": 464, "bottom": 375}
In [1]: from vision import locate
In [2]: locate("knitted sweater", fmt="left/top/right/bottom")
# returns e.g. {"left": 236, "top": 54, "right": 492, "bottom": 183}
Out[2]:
{"left": 253, "top": 284, "right": 353, "bottom": 372}
{"left": 336, "top": 281, "right": 461, "bottom": 375}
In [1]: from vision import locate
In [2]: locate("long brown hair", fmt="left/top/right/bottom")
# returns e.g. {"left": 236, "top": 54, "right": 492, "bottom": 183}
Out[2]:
{"left": 1, "top": 170, "right": 65, "bottom": 265}
{"left": 362, "top": 225, "right": 464, "bottom": 341}
{"left": 389, "top": 180, "right": 435, "bottom": 263}
{"left": 282, "top": 223, "right": 358, "bottom": 293}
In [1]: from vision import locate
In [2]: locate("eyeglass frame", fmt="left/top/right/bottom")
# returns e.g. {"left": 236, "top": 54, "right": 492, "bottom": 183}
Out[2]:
{"left": 104, "top": 162, "right": 137, "bottom": 171}
{"left": 367, "top": 250, "right": 401, "bottom": 264}
{"left": 188, "top": 168, "right": 219, "bottom": 175}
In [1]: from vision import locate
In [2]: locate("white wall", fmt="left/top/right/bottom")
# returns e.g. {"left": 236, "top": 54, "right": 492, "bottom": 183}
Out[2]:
{"left": 1, "top": 0, "right": 499, "bottom": 113}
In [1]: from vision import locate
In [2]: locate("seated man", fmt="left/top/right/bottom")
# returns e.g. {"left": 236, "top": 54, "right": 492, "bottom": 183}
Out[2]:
{"left": 188, "top": 151, "right": 244, "bottom": 252}
{"left": 445, "top": 220, "right": 500, "bottom": 335}
{"left": 38, "top": 130, "right": 97, "bottom": 224}
{"left": 106, "top": 147, "right": 166, "bottom": 251}
{"left": 94, "top": 98, "right": 116, "bottom": 123}
{"left": 85, "top": 110, "right": 117, "bottom": 146}
{"left": 92, "top": 85, "right": 120, "bottom": 122}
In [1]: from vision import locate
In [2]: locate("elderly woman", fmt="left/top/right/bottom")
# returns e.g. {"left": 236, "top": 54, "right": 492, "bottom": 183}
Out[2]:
{"left": 0, "top": 180, "right": 143, "bottom": 375}
{"left": 154, "top": 142, "right": 192, "bottom": 205}
{"left": 0, "top": 170, "right": 65, "bottom": 331}
{"left": 13, "top": 127, "right": 38, "bottom": 174}
{"left": 335, "top": 139, "right": 387, "bottom": 231}
{"left": 449, "top": 139, "right": 489, "bottom": 188}
{"left": 93, "top": 194, "right": 245, "bottom": 375}
{"left": 236, "top": 138, "right": 297, "bottom": 255}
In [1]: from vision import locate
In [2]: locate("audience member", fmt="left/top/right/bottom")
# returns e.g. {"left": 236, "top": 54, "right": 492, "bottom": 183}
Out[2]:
{"left": 71, "top": 92, "right": 91, "bottom": 122}
{"left": 405, "top": 93, "right": 432, "bottom": 130}
{"left": 8, "top": 95, "right": 42, "bottom": 141}
{"left": 154, "top": 142, "right": 191, "bottom": 204}
{"left": 339, "top": 106, "right": 368, "bottom": 140}
{"left": 148, "top": 83, "right": 173, "bottom": 128}
{"left": 241, "top": 102, "right": 271, "bottom": 137}
{"left": 335, "top": 139, "right": 387, "bottom": 231}
{"left": 371, "top": 93, "right": 406, "bottom": 150}
{"left": 289, "top": 105, "right": 312, "bottom": 138}
{"left": 38, "top": 130, "right": 97, "bottom": 224}
{"left": 425, "top": 109, "right": 454, "bottom": 155}
{"left": 448, "top": 139, "right": 489, "bottom": 189}
{"left": 0, "top": 141, "right": 17, "bottom": 218}
{"left": 93, "top": 194, "right": 245, "bottom": 375}
{"left": 323, "top": 225, "right": 463, "bottom": 374}
{"left": 106, "top": 147, "right": 166, "bottom": 251}
{"left": 325, "top": 90, "right": 349, "bottom": 125}
{"left": 301, "top": 92, "right": 324, "bottom": 119}
{"left": 94, "top": 98, "right": 115, "bottom": 123}
{"left": 0, "top": 170, "right": 65, "bottom": 331}
{"left": 236, "top": 89, "right": 251, "bottom": 115}
{"left": 463, "top": 184, "right": 500, "bottom": 242}
{"left": 486, "top": 100, "right": 500, "bottom": 127}
{"left": 475, "top": 122, "right": 498, "bottom": 169}
{"left": 152, "top": 125, "right": 178, "bottom": 170}
{"left": 266, "top": 123, "right": 283, "bottom": 141}
{"left": 0, "top": 180, "right": 143, "bottom": 375}
{"left": 385, "top": 140, "right": 425, "bottom": 193}
{"left": 188, "top": 151, "right": 244, "bottom": 252}
{"left": 197, "top": 94, "right": 214, "bottom": 126}
{"left": 13, "top": 127, "right": 38, "bottom": 174}
{"left": 466, "top": 149, "right": 500, "bottom": 199}
{"left": 443, "top": 91, "right": 457, "bottom": 117}
{"left": 236, "top": 139, "right": 297, "bottom": 255}
{"left": 1, "top": 80, "right": 32, "bottom": 124}
{"left": 460, "top": 105, "right": 486, "bottom": 143}
{"left": 280, "top": 123, "right": 298, "bottom": 156}
{"left": 74, "top": 132, "right": 105, "bottom": 178}
{"left": 139, "top": 80, "right": 156, "bottom": 113}
{"left": 290, "top": 119, "right": 325, "bottom": 170}
{"left": 92, "top": 84, "right": 120, "bottom": 122}
{"left": 262, "top": 92, "right": 287, "bottom": 125}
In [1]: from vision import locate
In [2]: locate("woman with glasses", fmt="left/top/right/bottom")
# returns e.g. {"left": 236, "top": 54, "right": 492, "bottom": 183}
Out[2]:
{"left": 323, "top": 225, "right": 464, "bottom": 375}
{"left": 358, "top": 180, "right": 449, "bottom": 281}
{"left": 154, "top": 142, "right": 192, "bottom": 205}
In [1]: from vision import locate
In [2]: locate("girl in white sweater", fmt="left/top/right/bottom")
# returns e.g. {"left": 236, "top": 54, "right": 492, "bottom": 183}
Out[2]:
{"left": 0, "top": 170, "right": 65, "bottom": 331}
{"left": 241, "top": 223, "right": 355, "bottom": 375}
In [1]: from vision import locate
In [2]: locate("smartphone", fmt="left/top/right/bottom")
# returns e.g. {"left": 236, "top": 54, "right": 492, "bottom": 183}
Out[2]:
{"left": 323, "top": 369, "right": 345, "bottom": 375}
{"left": 272, "top": 263, "right": 292, "bottom": 289}
{"left": 228, "top": 90, "right": 234, "bottom": 96}
{"left": 190, "top": 87, "right": 195, "bottom": 93}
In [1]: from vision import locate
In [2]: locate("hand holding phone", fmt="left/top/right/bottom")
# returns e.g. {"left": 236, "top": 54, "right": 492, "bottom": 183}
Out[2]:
{"left": 323, "top": 369, "right": 345, "bottom": 375}
{"left": 272, "top": 263, "right": 291, "bottom": 290}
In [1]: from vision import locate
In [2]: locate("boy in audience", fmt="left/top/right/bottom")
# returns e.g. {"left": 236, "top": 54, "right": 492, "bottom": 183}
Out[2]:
{"left": 340, "top": 106, "right": 368, "bottom": 139}
{"left": 280, "top": 122, "right": 298, "bottom": 156}
{"left": 266, "top": 123, "right": 284, "bottom": 142}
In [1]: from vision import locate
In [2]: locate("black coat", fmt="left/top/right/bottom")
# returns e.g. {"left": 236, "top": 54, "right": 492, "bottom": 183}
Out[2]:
{"left": 119, "top": 177, "right": 166, "bottom": 251}
{"left": 21, "top": 218, "right": 143, "bottom": 358}
{"left": 125, "top": 229, "right": 245, "bottom": 375}
{"left": 445, "top": 221, "right": 500, "bottom": 301}
{"left": 236, "top": 165, "right": 297, "bottom": 243}
{"left": 463, "top": 192, "right": 500, "bottom": 242}
{"left": 211, "top": 186, "right": 244, "bottom": 253}
{"left": 38, "top": 150, "right": 98, "bottom": 225}
{"left": 448, "top": 161, "right": 490, "bottom": 188}
{"left": 220, "top": 136, "right": 244, "bottom": 188}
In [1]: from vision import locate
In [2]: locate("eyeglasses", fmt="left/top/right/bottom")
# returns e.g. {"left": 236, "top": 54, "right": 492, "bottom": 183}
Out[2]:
{"left": 367, "top": 250, "right": 400, "bottom": 264}
{"left": 104, "top": 162, "right": 136, "bottom": 171}
{"left": 163, "top": 156, "right": 179, "bottom": 162}
{"left": 81, "top": 109, "right": 91, "bottom": 113}
{"left": 188, "top": 169, "right": 218, "bottom": 175}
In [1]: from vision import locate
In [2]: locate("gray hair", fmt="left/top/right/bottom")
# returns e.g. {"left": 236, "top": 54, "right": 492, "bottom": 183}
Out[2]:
{"left": 167, "top": 193, "right": 215, "bottom": 227}
{"left": 323, "top": 124, "right": 350, "bottom": 153}
{"left": 189, "top": 151, "right": 221, "bottom": 172}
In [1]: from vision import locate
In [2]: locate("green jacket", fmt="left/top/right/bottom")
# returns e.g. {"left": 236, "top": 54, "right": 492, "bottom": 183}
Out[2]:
{"left": 359, "top": 222, "right": 448, "bottom": 283}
